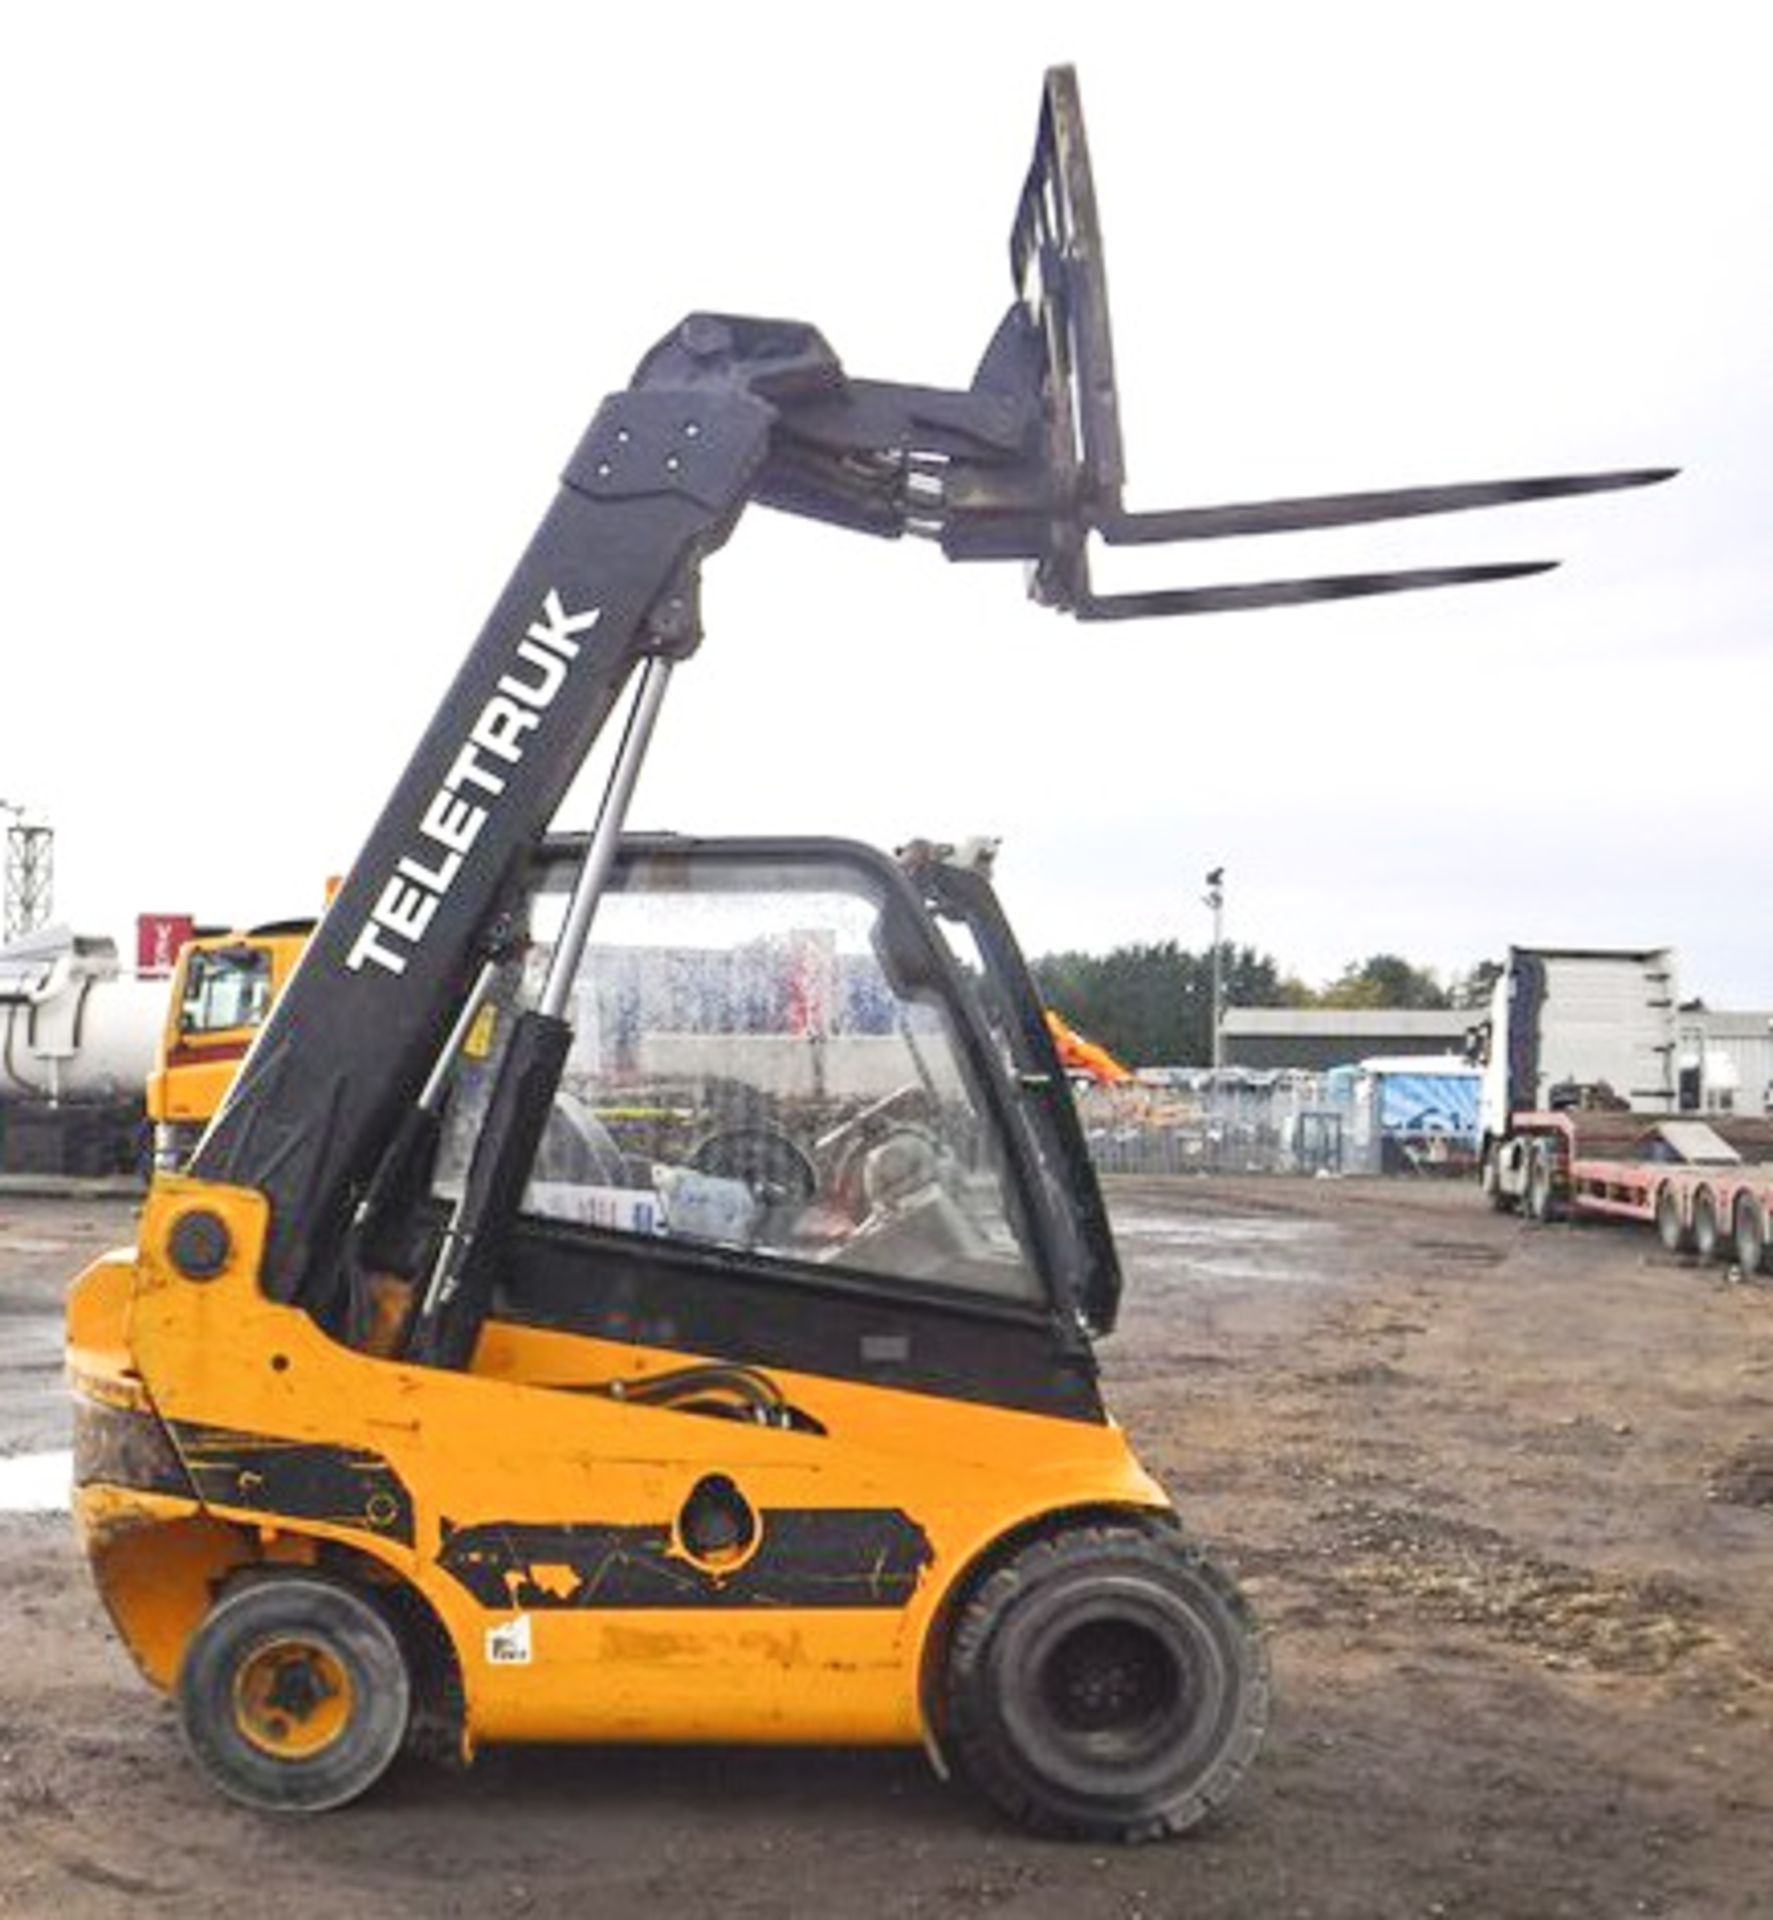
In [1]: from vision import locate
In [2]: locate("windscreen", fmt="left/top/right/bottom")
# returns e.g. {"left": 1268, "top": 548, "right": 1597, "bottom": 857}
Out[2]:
{"left": 433, "top": 848, "right": 1046, "bottom": 1305}
{"left": 179, "top": 946, "right": 273, "bottom": 1035}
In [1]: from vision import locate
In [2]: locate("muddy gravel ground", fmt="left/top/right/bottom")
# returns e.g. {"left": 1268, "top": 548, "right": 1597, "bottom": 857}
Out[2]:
{"left": 0, "top": 1177, "right": 1768, "bottom": 1918}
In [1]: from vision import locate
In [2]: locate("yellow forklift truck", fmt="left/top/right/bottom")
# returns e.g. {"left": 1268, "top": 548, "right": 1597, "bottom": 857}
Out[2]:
{"left": 145, "top": 921, "right": 314, "bottom": 1170}
{"left": 66, "top": 69, "right": 1668, "bottom": 1837}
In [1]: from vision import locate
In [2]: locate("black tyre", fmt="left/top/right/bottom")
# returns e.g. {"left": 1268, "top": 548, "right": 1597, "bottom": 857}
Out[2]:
{"left": 942, "top": 1525, "right": 1268, "bottom": 1843}
{"left": 1480, "top": 1147, "right": 1513, "bottom": 1214}
{"left": 1693, "top": 1189, "right": 1723, "bottom": 1263}
{"left": 177, "top": 1573, "right": 411, "bottom": 1812}
{"left": 1524, "top": 1144, "right": 1559, "bottom": 1223}
{"left": 1655, "top": 1185, "right": 1690, "bottom": 1255}
{"left": 1734, "top": 1197, "right": 1766, "bottom": 1276}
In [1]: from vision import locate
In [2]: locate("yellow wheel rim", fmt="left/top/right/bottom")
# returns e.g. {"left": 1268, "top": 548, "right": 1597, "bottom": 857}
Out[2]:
{"left": 231, "top": 1636, "right": 354, "bottom": 1760}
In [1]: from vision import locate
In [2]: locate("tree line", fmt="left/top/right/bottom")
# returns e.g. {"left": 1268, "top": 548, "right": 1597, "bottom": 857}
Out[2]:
{"left": 1030, "top": 944, "right": 1499, "bottom": 1069}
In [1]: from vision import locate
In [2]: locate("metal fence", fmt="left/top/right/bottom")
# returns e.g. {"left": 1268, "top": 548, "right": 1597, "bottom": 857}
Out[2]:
{"left": 1075, "top": 1074, "right": 1385, "bottom": 1177}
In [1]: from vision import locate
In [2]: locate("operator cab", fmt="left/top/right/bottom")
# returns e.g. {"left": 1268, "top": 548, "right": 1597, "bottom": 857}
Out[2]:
{"left": 395, "top": 834, "right": 1118, "bottom": 1419}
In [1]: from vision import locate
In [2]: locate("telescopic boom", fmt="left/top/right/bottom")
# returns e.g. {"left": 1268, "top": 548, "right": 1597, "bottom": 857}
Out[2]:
{"left": 195, "top": 66, "right": 1671, "bottom": 1312}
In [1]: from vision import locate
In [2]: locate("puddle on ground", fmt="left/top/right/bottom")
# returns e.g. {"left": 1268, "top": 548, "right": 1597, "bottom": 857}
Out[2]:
{"left": 1108, "top": 1207, "right": 1336, "bottom": 1287}
{"left": 0, "top": 1449, "right": 70, "bottom": 1513}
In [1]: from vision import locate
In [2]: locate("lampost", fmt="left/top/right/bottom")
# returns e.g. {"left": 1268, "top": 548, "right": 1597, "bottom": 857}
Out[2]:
{"left": 1203, "top": 866, "right": 1225, "bottom": 1074}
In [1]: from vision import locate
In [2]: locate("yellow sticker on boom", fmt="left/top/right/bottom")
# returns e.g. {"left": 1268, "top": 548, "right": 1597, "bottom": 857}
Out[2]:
{"left": 464, "top": 1005, "right": 498, "bottom": 1059}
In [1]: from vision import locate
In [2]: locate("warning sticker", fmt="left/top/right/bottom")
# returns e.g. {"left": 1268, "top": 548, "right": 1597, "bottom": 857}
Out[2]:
{"left": 464, "top": 1003, "right": 499, "bottom": 1059}
{"left": 485, "top": 1614, "right": 533, "bottom": 1666}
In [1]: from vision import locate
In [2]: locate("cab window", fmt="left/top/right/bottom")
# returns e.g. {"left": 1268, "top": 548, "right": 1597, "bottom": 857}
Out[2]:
{"left": 179, "top": 947, "right": 273, "bottom": 1034}
{"left": 435, "top": 852, "right": 1043, "bottom": 1304}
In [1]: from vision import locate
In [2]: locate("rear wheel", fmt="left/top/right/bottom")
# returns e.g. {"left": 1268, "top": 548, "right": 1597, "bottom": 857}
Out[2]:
{"left": 942, "top": 1526, "right": 1268, "bottom": 1843}
{"left": 1693, "top": 1189, "right": 1723, "bottom": 1263}
{"left": 177, "top": 1573, "right": 411, "bottom": 1812}
{"left": 1734, "top": 1197, "right": 1766, "bottom": 1275}
{"left": 1656, "top": 1186, "right": 1690, "bottom": 1255}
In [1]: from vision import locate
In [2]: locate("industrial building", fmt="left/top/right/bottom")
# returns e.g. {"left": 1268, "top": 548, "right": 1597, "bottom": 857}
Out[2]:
{"left": 1681, "top": 1008, "right": 1773, "bottom": 1114}
{"left": 1222, "top": 1007, "right": 1475, "bottom": 1073}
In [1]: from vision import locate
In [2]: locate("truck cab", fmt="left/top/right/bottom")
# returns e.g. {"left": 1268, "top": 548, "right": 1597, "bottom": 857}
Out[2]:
{"left": 1478, "top": 945, "right": 1678, "bottom": 1208}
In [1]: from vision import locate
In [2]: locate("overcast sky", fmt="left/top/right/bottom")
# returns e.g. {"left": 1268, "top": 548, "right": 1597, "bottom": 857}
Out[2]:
{"left": 3, "top": 4, "right": 1769, "bottom": 1005}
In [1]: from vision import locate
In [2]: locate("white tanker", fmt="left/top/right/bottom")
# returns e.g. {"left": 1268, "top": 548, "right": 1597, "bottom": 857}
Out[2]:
{"left": 0, "top": 926, "right": 163, "bottom": 1174}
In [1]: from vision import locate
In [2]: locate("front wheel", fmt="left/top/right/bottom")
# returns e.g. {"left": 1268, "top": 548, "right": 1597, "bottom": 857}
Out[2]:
{"left": 177, "top": 1573, "right": 411, "bottom": 1812}
{"left": 941, "top": 1526, "right": 1268, "bottom": 1843}
{"left": 1480, "top": 1146, "right": 1514, "bottom": 1214}
{"left": 1524, "top": 1144, "right": 1560, "bottom": 1223}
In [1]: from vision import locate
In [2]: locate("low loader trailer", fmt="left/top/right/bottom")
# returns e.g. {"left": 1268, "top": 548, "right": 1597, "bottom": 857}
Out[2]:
{"left": 1474, "top": 946, "right": 1773, "bottom": 1267}
{"left": 1491, "top": 1108, "right": 1773, "bottom": 1271}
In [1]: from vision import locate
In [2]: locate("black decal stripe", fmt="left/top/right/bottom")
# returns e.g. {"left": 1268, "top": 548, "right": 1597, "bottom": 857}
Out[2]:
{"left": 168, "top": 1421, "right": 415, "bottom": 1547}
{"left": 73, "top": 1400, "right": 194, "bottom": 1499}
{"left": 438, "top": 1508, "right": 932, "bottom": 1611}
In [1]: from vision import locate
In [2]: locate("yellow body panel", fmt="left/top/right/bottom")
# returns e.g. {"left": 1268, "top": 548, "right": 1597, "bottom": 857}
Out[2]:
{"left": 145, "top": 1057, "right": 240, "bottom": 1128}
{"left": 75, "top": 1488, "right": 261, "bottom": 1688}
{"left": 71, "top": 1178, "right": 1172, "bottom": 1752}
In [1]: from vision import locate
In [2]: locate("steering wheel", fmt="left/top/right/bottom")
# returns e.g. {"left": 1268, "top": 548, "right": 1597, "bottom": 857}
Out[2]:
{"left": 686, "top": 1124, "right": 817, "bottom": 1212}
